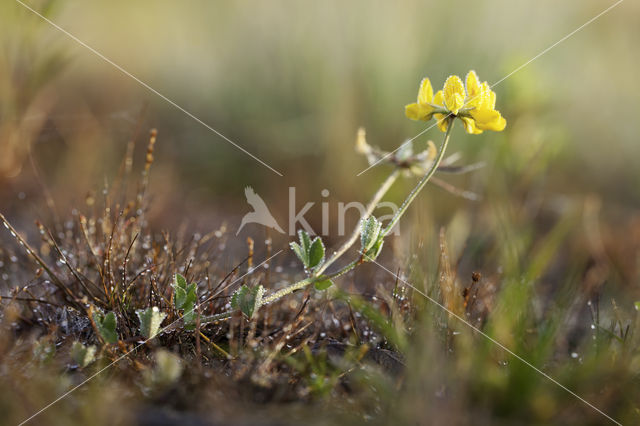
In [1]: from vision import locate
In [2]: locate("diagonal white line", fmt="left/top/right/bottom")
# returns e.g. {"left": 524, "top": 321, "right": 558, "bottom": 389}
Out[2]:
{"left": 367, "top": 258, "right": 622, "bottom": 426}
{"left": 356, "top": 0, "right": 624, "bottom": 176}
{"left": 17, "top": 250, "right": 283, "bottom": 426}
{"left": 15, "top": 0, "right": 284, "bottom": 177}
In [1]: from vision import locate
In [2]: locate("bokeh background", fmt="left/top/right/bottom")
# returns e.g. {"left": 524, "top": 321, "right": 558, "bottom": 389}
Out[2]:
{"left": 2, "top": 1, "right": 640, "bottom": 424}
{"left": 1, "top": 0, "right": 639, "bottom": 296}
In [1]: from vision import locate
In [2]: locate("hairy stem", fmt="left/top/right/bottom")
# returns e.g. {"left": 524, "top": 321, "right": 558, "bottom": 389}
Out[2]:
{"left": 201, "top": 258, "right": 361, "bottom": 323}
{"left": 202, "top": 118, "right": 454, "bottom": 324}
{"left": 382, "top": 117, "right": 454, "bottom": 235}
{"left": 316, "top": 168, "right": 400, "bottom": 275}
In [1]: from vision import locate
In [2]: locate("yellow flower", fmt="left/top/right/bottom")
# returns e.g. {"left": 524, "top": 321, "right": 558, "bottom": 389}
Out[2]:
{"left": 443, "top": 75, "right": 465, "bottom": 115}
{"left": 405, "top": 70, "right": 506, "bottom": 134}
{"left": 404, "top": 78, "right": 436, "bottom": 121}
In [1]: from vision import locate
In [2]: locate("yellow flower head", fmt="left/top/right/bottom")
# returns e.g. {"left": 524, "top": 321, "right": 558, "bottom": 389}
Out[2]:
{"left": 405, "top": 70, "right": 506, "bottom": 134}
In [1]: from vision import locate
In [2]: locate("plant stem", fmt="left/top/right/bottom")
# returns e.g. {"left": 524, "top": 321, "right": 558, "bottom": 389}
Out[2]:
{"left": 200, "top": 258, "right": 361, "bottom": 323}
{"left": 316, "top": 168, "right": 400, "bottom": 275}
{"left": 382, "top": 117, "right": 454, "bottom": 236}
{"left": 201, "top": 118, "right": 454, "bottom": 325}
{"left": 262, "top": 258, "right": 360, "bottom": 305}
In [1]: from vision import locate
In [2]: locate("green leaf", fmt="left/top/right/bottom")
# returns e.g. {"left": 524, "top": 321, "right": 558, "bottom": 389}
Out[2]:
{"left": 299, "top": 229, "right": 312, "bottom": 254}
{"left": 231, "top": 285, "right": 265, "bottom": 319}
{"left": 172, "top": 275, "right": 198, "bottom": 330}
{"left": 314, "top": 279, "right": 333, "bottom": 291}
{"left": 71, "top": 341, "right": 96, "bottom": 368}
{"left": 175, "top": 273, "right": 188, "bottom": 289}
{"left": 308, "top": 237, "right": 325, "bottom": 270}
{"left": 182, "top": 300, "right": 198, "bottom": 331}
{"left": 635, "top": 302, "right": 640, "bottom": 312}
{"left": 93, "top": 311, "right": 118, "bottom": 344}
{"left": 360, "top": 216, "right": 383, "bottom": 253}
{"left": 173, "top": 274, "right": 197, "bottom": 309}
{"left": 136, "top": 306, "right": 167, "bottom": 339}
{"left": 364, "top": 238, "right": 384, "bottom": 262}
{"left": 335, "top": 291, "right": 407, "bottom": 351}
{"left": 290, "top": 241, "right": 308, "bottom": 268}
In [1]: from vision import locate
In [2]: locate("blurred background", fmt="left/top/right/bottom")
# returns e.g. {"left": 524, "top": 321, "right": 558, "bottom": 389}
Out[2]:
{"left": 3, "top": 1, "right": 640, "bottom": 424}
{"left": 1, "top": 0, "right": 639, "bottom": 290}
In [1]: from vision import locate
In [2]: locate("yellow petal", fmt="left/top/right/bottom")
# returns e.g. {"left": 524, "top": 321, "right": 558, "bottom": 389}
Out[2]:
{"left": 460, "top": 116, "right": 483, "bottom": 134}
{"left": 443, "top": 75, "right": 465, "bottom": 115}
{"left": 488, "top": 88, "right": 496, "bottom": 110}
{"left": 471, "top": 109, "right": 506, "bottom": 131}
{"left": 478, "top": 82, "right": 496, "bottom": 110}
{"left": 434, "top": 113, "right": 449, "bottom": 132}
{"left": 432, "top": 90, "right": 444, "bottom": 107}
{"left": 405, "top": 103, "right": 435, "bottom": 121}
{"left": 417, "top": 78, "right": 433, "bottom": 105}
{"left": 405, "top": 103, "right": 422, "bottom": 121}
{"left": 466, "top": 71, "right": 487, "bottom": 109}
{"left": 465, "top": 70, "right": 481, "bottom": 99}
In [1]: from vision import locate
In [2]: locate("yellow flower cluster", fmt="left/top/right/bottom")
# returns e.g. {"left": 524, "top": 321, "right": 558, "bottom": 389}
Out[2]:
{"left": 405, "top": 71, "right": 506, "bottom": 134}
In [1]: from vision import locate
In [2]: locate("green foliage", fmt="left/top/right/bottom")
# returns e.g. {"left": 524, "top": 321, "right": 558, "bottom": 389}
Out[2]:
{"left": 314, "top": 279, "right": 334, "bottom": 291}
{"left": 93, "top": 310, "right": 118, "bottom": 344}
{"left": 336, "top": 291, "right": 407, "bottom": 352}
{"left": 71, "top": 341, "right": 96, "bottom": 368}
{"left": 136, "top": 307, "right": 167, "bottom": 339}
{"left": 231, "top": 284, "right": 265, "bottom": 319}
{"left": 360, "top": 216, "right": 384, "bottom": 261}
{"left": 172, "top": 274, "right": 198, "bottom": 330}
{"left": 301, "top": 345, "right": 339, "bottom": 397}
{"left": 308, "top": 237, "right": 326, "bottom": 269}
{"left": 290, "top": 230, "right": 325, "bottom": 272}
